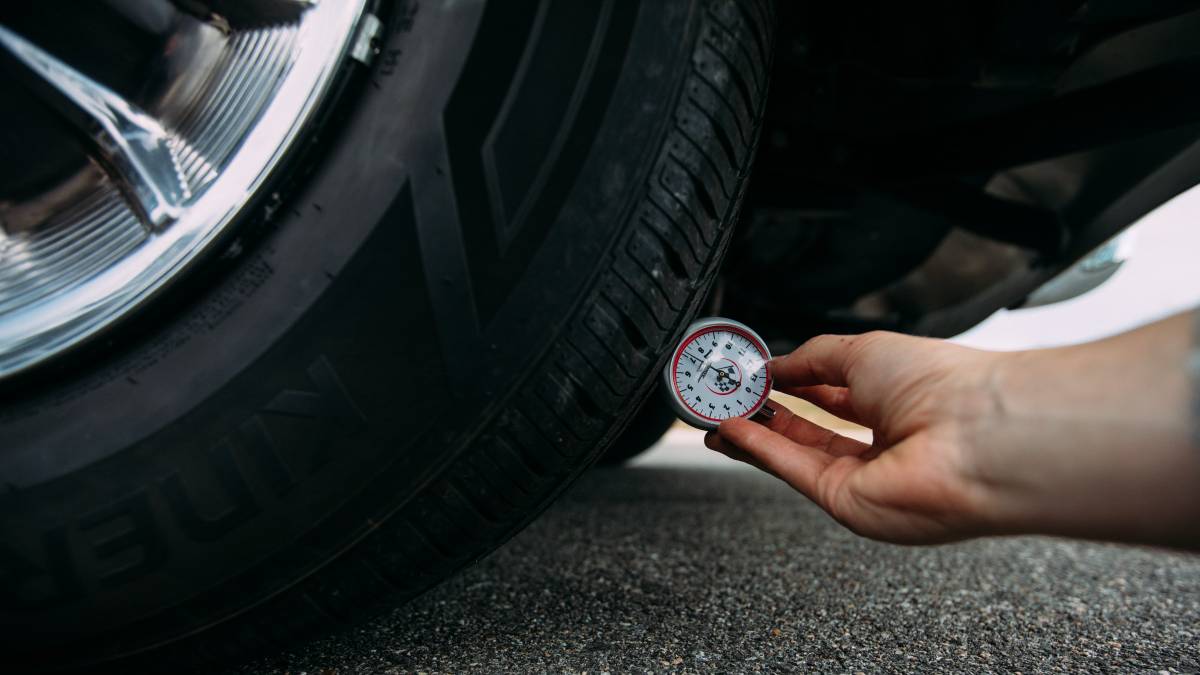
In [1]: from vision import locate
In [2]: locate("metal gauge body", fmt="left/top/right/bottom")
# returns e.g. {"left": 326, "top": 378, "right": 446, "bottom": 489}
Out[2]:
{"left": 663, "top": 317, "right": 772, "bottom": 430}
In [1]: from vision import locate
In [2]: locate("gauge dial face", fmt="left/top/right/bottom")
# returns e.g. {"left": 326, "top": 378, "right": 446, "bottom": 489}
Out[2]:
{"left": 669, "top": 322, "right": 771, "bottom": 427}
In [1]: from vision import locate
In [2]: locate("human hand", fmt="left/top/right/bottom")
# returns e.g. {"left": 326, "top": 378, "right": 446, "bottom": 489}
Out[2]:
{"left": 705, "top": 331, "right": 1004, "bottom": 544}
{"left": 705, "top": 317, "right": 1200, "bottom": 548}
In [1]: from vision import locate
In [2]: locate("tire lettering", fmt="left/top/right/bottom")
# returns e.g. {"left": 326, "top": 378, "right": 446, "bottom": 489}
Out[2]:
{"left": 160, "top": 440, "right": 260, "bottom": 543}
{"left": 259, "top": 355, "right": 366, "bottom": 473}
{"left": 78, "top": 489, "right": 167, "bottom": 588}
{"left": 237, "top": 415, "right": 296, "bottom": 497}
{"left": 5, "top": 355, "right": 365, "bottom": 602}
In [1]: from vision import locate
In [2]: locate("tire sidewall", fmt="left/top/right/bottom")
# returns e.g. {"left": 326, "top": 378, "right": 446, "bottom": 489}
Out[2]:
{"left": 0, "top": 0, "right": 709, "bottom": 660}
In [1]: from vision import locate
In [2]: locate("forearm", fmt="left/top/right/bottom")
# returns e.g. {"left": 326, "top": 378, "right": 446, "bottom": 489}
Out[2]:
{"left": 1192, "top": 310, "right": 1200, "bottom": 448}
{"left": 970, "top": 311, "right": 1200, "bottom": 548}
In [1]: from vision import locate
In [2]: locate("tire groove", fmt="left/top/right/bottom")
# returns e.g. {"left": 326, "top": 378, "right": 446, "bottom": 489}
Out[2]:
{"left": 627, "top": 250, "right": 685, "bottom": 313}
{"left": 655, "top": 170, "right": 713, "bottom": 247}
{"left": 556, "top": 363, "right": 615, "bottom": 418}
{"left": 706, "top": 9, "right": 764, "bottom": 92}
{"left": 686, "top": 95, "right": 741, "bottom": 170}
{"left": 614, "top": 270, "right": 669, "bottom": 333}
{"left": 730, "top": 0, "right": 770, "bottom": 68}
{"left": 644, "top": 198, "right": 704, "bottom": 264}
{"left": 583, "top": 313, "right": 640, "bottom": 380}
{"left": 406, "top": 515, "right": 458, "bottom": 564}
{"left": 469, "top": 448, "right": 535, "bottom": 500}
{"left": 358, "top": 555, "right": 410, "bottom": 595}
{"left": 518, "top": 397, "right": 580, "bottom": 449}
{"left": 445, "top": 477, "right": 502, "bottom": 525}
{"left": 564, "top": 336, "right": 626, "bottom": 398}
{"left": 672, "top": 123, "right": 734, "bottom": 198}
{"left": 702, "top": 38, "right": 758, "bottom": 116}
{"left": 495, "top": 429, "right": 551, "bottom": 480}
{"left": 673, "top": 155, "right": 721, "bottom": 221}
{"left": 749, "top": 0, "right": 773, "bottom": 37}
{"left": 639, "top": 219, "right": 693, "bottom": 284}
{"left": 530, "top": 388, "right": 587, "bottom": 443}
{"left": 690, "top": 67, "right": 749, "bottom": 142}
{"left": 596, "top": 292, "right": 654, "bottom": 354}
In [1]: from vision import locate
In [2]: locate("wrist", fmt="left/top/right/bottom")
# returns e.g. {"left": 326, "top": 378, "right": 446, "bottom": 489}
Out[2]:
{"left": 1190, "top": 310, "right": 1200, "bottom": 447}
{"left": 955, "top": 348, "right": 1045, "bottom": 536}
{"left": 964, "top": 322, "right": 1200, "bottom": 548}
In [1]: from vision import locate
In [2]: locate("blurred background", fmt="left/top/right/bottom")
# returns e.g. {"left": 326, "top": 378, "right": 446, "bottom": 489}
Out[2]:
{"left": 956, "top": 184, "right": 1200, "bottom": 350}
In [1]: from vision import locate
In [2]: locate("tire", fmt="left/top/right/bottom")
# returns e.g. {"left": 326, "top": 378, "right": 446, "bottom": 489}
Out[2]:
{"left": 0, "top": 0, "right": 773, "bottom": 669}
{"left": 598, "top": 397, "right": 679, "bottom": 465}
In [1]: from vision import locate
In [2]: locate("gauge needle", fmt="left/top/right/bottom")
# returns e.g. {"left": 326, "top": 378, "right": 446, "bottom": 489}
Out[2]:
{"left": 697, "top": 350, "right": 731, "bottom": 383}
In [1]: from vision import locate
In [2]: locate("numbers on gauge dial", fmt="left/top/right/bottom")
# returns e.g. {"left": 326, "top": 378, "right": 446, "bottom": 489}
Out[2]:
{"left": 672, "top": 328, "right": 768, "bottom": 422}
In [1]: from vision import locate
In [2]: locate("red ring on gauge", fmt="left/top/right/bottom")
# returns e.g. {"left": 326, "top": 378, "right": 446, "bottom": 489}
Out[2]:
{"left": 670, "top": 324, "right": 771, "bottom": 423}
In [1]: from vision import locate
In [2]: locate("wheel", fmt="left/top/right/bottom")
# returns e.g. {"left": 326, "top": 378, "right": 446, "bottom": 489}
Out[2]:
{"left": 0, "top": 0, "right": 773, "bottom": 669}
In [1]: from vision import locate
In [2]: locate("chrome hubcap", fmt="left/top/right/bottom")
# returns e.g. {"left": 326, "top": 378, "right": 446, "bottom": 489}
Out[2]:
{"left": 0, "top": 0, "right": 372, "bottom": 379}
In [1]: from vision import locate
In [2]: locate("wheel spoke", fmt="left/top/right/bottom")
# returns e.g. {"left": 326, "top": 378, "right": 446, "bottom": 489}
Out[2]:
{"left": 0, "top": 24, "right": 189, "bottom": 229}
{"left": 0, "top": 0, "right": 369, "bottom": 380}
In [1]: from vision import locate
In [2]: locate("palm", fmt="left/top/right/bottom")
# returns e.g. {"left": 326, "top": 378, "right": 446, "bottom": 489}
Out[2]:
{"left": 709, "top": 332, "right": 995, "bottom": 544}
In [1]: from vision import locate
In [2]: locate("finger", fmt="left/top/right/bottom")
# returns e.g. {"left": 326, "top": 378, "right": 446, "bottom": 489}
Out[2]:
{"left": 758, "top": 399, "right": 870, "bottom": 457}
{"left": 704, "top": 431, "right": 780, "bottom": 477}
{"left": 770, "top": 333, "right": 875, "bottom": 388}
{"left": 777, "top": 384, "right": 864, "bottom": 425}
{"left": 717, "top": 417, "right": 846, "bottom": 501}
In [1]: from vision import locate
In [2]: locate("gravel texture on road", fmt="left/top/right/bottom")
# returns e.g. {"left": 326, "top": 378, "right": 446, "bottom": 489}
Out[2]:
{"left": 236, "top": 466, "right": 1200, "bottom": 674}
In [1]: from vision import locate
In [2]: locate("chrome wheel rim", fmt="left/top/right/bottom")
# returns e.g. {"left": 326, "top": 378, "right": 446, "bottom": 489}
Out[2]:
{"left": 0, "top": 0, "right": 374, "bottom": 379}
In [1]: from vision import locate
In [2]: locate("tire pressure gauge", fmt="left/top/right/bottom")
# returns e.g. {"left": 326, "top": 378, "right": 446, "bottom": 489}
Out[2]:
{"left": 662, "top": 317, "right": 773, "bottom": 430}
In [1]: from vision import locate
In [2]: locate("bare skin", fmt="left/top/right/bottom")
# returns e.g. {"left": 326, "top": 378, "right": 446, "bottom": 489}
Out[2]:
{"left": 705, "top": 311, "right": 1200, "bottom": 549}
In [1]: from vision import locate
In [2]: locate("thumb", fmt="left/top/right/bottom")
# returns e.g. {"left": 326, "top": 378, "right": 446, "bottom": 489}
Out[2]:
{"left": 770, "top": 333, "right": 879, "bottom": 389}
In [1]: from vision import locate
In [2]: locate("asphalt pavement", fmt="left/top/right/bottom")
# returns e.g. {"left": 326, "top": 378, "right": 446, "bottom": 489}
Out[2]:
{"left": 236, "top": 430, "right": 1200, "bottom": 674}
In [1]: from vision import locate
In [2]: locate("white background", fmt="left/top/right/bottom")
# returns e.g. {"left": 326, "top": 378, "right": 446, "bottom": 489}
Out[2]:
{"left": 953, "top": 184, "right": 1200, "bottom": 350}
